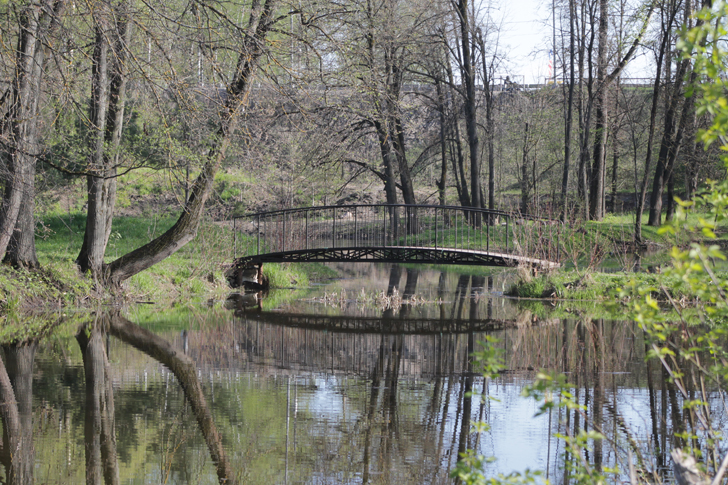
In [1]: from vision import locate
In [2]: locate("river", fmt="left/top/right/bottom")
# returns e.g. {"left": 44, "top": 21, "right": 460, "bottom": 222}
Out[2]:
{"left": 0, "top": 263, "right": 722, "bottom": 484}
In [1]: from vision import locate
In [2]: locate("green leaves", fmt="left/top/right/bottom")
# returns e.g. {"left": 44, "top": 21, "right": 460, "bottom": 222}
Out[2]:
{"left": 472, "top": 336, "right": 506, "bottom": 379}
{"left": 521, "top": 371, "right": 584, "bottom": 415}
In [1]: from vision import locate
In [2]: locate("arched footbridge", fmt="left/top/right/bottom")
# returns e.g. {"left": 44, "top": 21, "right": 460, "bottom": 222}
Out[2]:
{"left": 229, "top": 204, "right": 561, "bottom": 275}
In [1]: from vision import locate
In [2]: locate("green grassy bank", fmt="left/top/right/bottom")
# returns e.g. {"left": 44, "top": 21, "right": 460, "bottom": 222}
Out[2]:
{"left": 507, "top": 211, "right": 728, "bottom": 302}
{"left": 0, "top": 211, "right": 335, "bottom": 313}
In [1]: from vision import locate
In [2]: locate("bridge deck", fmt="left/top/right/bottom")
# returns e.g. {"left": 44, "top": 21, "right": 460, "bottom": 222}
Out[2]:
{"left": 233, "top": 245, "right": 559, "bottom": 269}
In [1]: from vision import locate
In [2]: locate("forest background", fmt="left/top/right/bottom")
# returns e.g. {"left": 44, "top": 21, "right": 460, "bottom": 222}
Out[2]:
{"left": 0, "top": 0, "right": 724, "bottom": 294}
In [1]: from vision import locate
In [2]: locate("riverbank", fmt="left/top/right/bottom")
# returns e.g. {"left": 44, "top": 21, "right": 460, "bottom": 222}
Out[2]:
{"left": 2, "top": 207, "right": 723, "bottom": 313}
{"left": 0, "top": 212, "right": 336, "bottom": 314}
{"left": 506, "top": 269, "right": 685, "bottom": 301}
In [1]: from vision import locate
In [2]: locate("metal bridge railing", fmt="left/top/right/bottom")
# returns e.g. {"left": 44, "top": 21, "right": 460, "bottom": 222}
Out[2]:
{"left": 232, "top": 204, "right": 561, "bottom": 264}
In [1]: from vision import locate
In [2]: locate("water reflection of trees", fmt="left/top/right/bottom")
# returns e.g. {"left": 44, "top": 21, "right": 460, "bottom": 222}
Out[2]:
{"left": 218, "top": 267, "right": 719, "bottom": 481}
{"left": 77, "top": 324, "right": 120, "bottom": 484}
{"left": 0, "top": 312, "right": 238, "bottom": 485}
{"left": 2, "top": 272, "right": 724, "bottom": 483}
{"left": 0, "top": 342, "right": 36, "bottom": 484}
{"left": 106, "top": 312, "right": 237, "bottom": 485}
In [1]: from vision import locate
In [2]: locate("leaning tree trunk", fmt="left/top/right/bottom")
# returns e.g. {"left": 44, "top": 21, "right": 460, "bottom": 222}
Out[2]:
{"left": 105, "top": 0, "right": 278, "bottom": 287}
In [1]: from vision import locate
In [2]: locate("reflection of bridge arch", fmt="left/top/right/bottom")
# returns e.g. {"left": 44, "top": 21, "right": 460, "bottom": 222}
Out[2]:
{"left": 236, "top": 312, "right": 514, "bottom": 335}
{"left": 230, "top": 204, "right": 561, "bottom": 279}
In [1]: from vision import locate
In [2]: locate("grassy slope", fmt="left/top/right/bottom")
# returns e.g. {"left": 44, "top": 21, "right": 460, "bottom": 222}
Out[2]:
{"left": 0, "top": 168, "right": 335, "bottom": 313}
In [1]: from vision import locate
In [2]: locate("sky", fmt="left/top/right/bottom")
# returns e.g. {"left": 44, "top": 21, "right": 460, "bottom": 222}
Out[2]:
{"left": 490, "top": 0, "right": 654, "bottom": 85}
{"left": 491, "top": 0, "right": 554, "bottom": 84}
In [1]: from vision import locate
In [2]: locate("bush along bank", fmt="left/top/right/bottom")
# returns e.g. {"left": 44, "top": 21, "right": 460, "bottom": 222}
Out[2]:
{"left": 506, "top": 269, "right": 690, "bottom": 302}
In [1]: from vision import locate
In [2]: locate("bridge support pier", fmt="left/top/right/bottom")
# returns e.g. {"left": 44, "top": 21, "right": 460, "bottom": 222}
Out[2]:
{"left": 226, "top": 261, "right": 268, "bottom": 291}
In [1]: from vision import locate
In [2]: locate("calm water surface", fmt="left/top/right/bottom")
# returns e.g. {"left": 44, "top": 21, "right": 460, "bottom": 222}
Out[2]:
{"left": 1, "top": 263, "right": 723, "bottom": 484}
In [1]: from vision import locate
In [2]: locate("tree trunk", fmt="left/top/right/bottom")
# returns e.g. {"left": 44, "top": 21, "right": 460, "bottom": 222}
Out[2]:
{"left": 576, "top": 0, "right": 593, "bottom": 220}
{"left": 561, "top": 0, "right": 576, "bottom": 223}
{"left": 611, "top": 123, "right": 619, "bottom": 213}
{"left": 476, "top": 31, "right": 495, "bottom": 218}
{"left": 457, "top": 0, "right": 480, "bottom": 224}
{"left": 521, "top": 123, "right": 530, "bottom": 214}
{"left": 651, "top": 46, "right": 700, "bottom": 225}
{"left": 105, "top": 0, "right": 278, "bottom": 287}
{"left": 6, "top": 187, "right": 37, "bottom": 267}
{"left": 588, "top": 0, "right": 654, "bottom": 220}
{"left": 78, "top": 1, "right": 131, "bottom": 276}
{"left": 393, "top": 114, "right": 416, "bottom": 205}
{"left": 665, "top": 170, "right": 675, "bottom": 221}
{"left": 376, "top": 125, "right": 399, "bottom": 206}
{"left": 0, "top": 1, "right": 63, "bottom": 264}
{"left": 78, "top": 9, "right": 112, "bottom": 275}
{"left": 436, "top": 78, "right": 448, "bottom": 208}
{"left": 391, "top": 64, "right": 415, "bottom": 206}
{"left": 647, "top": 60, "right": 686, "bottom": 226}
{"left": 684, "top": 108, "right": 699, "bottom": 201}
{"left": 445, "top": 62, "right": 470, "bottom": 208}
{"left": 589, "top": 0, "right": 609, "bottom": 220}
{"left": 635, "top": 10, "right": 671, "bottom": 244}
{"left": 648, "top": 0, "right": 701, "bottom": 226}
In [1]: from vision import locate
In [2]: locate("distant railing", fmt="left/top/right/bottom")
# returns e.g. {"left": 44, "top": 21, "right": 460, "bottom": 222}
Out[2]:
{"left": 232, "top": 204, "right": 562, "bottom": 265}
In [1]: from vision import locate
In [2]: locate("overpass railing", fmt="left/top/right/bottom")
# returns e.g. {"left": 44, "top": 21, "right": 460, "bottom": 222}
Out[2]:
{"left": 232, "top": 204, "right": 561, "bottom": 264}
